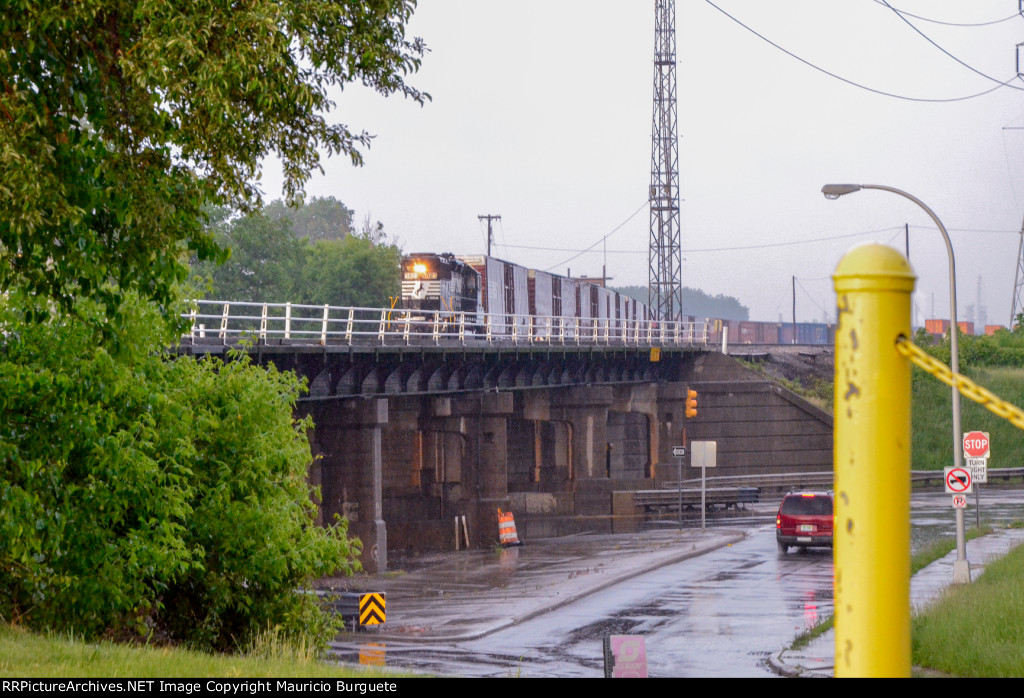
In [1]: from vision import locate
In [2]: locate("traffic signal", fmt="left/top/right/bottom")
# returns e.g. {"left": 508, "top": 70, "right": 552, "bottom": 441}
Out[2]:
{"left": 685, "top": 389, "right": 698, "bottom": 418}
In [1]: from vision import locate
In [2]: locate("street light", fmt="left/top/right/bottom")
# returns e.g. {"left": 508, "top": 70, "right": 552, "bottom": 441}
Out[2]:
{"left": 822, "top": 183, "right": 970, "bottom": 583}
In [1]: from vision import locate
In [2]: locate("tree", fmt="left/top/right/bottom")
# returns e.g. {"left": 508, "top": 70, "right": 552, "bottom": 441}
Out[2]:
{"left": 0, "top": 292, "right": 358, "bottom": 650}
{"left": 192, "top": 202, "right": 400, "bottom": 307}
{"left": 198, "top": 212, "right": 308, "bottom": 303}
{"left": 612, "top": 285, "right": 750, "bottom": 321}
{"left": 0, "top": 1, "right": 427, "bottom": 321}
{"left": 265, "top": 196, "right": 355, "bottom": 243}
{"left": 299, "top": 233, "right": 401, "bottom": 308}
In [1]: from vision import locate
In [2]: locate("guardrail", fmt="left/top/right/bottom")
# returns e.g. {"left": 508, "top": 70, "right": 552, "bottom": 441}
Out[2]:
{"left": 634, "top": 487, "right": 760, "bottom": 513}
{"left": 182, "top": 299, "right": 710, "bottom": 348}
{"left": 665, "top": 468, "right": 1024, "bottom": 493}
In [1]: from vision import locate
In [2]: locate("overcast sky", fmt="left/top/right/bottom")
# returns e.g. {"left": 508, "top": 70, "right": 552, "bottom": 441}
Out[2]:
{"left": 260, "top": 1, "right": 1024, "bottom": 327}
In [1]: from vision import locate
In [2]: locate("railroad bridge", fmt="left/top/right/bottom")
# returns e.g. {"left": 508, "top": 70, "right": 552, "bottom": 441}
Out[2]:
{"left": 178, "top": 301, "right": 833, "bottom": 572}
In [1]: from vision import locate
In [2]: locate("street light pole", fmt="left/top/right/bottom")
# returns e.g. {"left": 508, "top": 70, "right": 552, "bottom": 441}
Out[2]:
{"left": 822, "top": 183, "right": 969, "bottom": 583}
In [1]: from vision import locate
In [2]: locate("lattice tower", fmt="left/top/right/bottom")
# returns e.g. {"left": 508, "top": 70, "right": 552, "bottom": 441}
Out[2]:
{"left": 1011, "top": 217, "right": 1024, "bottom": 328}
{"left": 648, "top": 0, "right": 683, "bottom": 321}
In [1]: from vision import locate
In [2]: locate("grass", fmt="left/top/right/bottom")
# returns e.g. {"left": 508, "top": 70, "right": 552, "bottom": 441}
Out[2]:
{"left": 912, "top": 540, "right": 1024, "bottom": 677}
{"left": 0, "top": 624, "right": 417, "bottom": 678}
{"left": 736, "top": 359, "right": 833, "bottom": 412}
{"left": 787, "top": 524, "right": 1000, "bottom": 659}
{"left": 789, "top": 615, "right": 834, "bottom": 651}
{"left": 912, "top": 365, "right": 1024, "bottom": 470}
{"left": 911, "top": 525, "right": 991, "bottom": 575}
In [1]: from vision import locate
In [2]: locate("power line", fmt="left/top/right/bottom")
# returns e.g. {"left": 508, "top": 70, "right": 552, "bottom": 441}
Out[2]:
{"left": 910, "top": 225, "right": 1020, "bottom": 235}
{"left": 880, "top": 0, "right": 1024, "bottom": 91}
{"left": 872, "top": 0, "right": 1022, "bottom": 28}
{"left": 542, "top": 200, "right": 648, "bottom": 272}
{"left": 795, "top": 277, "right": 832, "bottom": 319}
{"left": 500, "top": 225, "right": 904, "bottom": 256}
{"left": 703, "top": 0, "right": 1016, "bottom": 103}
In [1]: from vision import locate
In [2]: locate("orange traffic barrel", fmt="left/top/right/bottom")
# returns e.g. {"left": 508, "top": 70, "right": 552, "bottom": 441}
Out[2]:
{"left": 497, "top": 508, "right": 523, "bottom": 547}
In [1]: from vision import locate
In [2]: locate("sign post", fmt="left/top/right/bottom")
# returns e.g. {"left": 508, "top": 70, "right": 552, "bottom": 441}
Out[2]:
{"left": 963, "top": 431, "right": 989, "bottom": 529}
{"left": 691, "top": 441, "right": 717, "bottom": 533}
{"left": 673, "top": 444, "right": 686, "bottom": 530}
{"left": 945, "top": 465, "right": 972, "bottom": 582}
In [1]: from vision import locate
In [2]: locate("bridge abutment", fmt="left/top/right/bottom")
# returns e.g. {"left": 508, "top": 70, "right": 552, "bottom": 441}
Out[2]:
{"left": 306, "top": 398, "right": 388, "bottom": 574}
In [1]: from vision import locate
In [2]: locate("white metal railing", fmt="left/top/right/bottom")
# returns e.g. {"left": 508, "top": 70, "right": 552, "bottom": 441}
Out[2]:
{"left": 181, "top": 300, "right": 711, "bottom": 348}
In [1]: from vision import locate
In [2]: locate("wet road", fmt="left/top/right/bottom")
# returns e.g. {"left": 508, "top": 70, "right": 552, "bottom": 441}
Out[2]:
{"left": 331, "top": 525, "right": 834, "bottom": 677}
{"left": 329, "top": 488, "right": 1024, "bottom": 678}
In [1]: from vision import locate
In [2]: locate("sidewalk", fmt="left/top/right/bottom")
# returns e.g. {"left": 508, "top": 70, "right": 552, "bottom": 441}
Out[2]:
{"left": 321, "top": 527, "right": 745, "bottom": 641}
{"left": 771, "top": 527, "right": 1024, "bottom": 677}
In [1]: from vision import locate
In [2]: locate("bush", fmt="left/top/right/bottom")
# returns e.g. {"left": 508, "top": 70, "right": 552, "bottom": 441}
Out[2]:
{"left": 0, "top": 294, "right": 357, "bottom": 651}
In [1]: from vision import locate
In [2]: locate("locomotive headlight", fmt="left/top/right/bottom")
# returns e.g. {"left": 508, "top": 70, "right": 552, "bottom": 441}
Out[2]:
{"left": 413, "top": 263, "right": 428, "bottom": 274}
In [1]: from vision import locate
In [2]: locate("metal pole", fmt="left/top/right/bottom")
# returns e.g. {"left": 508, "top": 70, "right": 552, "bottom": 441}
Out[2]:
{"left": 855, "top": 185, "right": 969, "bottom": 582}
{"left": 701, "top": 461, "right": 706, "bottom": 534}
{"left": 823, "top": 183, "right": 969, "bottom": 583}
{"left": 677, "top": 456, "right": 682, "bottom": 530}
{"left": 832, "top": 243, "right": 915, "bottom": 677}
{"left": 679, "top": 427, "right": 687, "bottom": 530}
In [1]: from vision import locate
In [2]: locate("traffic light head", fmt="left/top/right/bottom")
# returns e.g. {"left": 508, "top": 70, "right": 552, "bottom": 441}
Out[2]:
{"left": 685, "top": 389, "right": 698, "bottom": 418}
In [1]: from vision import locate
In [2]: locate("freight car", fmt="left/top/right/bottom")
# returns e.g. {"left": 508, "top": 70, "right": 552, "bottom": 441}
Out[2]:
{"left": 706, "top": 319, "right": 835, "bottom": 346}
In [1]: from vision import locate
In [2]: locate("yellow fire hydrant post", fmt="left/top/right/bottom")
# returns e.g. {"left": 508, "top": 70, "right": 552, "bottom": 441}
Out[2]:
{"left": 832, "top": 244, "right": 916, "bottom": 678}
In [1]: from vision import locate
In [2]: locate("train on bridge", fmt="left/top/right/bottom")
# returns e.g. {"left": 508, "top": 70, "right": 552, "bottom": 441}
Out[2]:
{"left": 400, "top": 252, "right": 653, "bottom": 335}
{"left": 400, "top": 252, "right": 835, "bottom": 346}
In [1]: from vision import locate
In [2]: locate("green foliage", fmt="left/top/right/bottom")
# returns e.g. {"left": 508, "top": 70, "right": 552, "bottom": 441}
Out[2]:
{"left": 912, "top": 365, "right": 1024, "bottom": 471}
{"left": 265, "top": 197, "right": 354, "bottom": 243}
{"left": 0, "top": 1, "right": 426, "bottom": 322}
{"left": 197, "top": 212, "right": 308, "bottom": 303}
{"left": 299, "top": 235, "right": 401, "bottom": 308}
{"left": 909, "top": 329, "right": 1024, "bottom": 469}
{"left": 193, "top": 203, "right": 401, "bottom": 307}
{"left": 913, "top": 326, "right": 935, "bottom": 347}
{"left": 921, "top": 329, "right": 1024, "bottom": 369}
{"left": 0, "top": 293, "right": 358, "bottom": 651}
{"left": 612, "top": 285, "right": 750, "bottom": 320}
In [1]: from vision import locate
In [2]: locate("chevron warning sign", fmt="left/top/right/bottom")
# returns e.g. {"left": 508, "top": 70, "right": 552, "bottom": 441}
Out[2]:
{"left": 359, "top": 592, "right": 386, "bottom": 626}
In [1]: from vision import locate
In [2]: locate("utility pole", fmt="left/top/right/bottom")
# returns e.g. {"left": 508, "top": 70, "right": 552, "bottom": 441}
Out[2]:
{"left": 648, "top": 0, "right": 683, "bottom": 321}
{"left": 792, "top": 275, "right": 796, "bottom": 344}
{"left": 478, "top": 214, "right": 501, "bottom": 257}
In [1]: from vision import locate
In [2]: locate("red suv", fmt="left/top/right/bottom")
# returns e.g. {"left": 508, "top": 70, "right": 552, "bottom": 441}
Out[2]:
{"left": 776, "top": 491, "right": 834, "bottom": 553}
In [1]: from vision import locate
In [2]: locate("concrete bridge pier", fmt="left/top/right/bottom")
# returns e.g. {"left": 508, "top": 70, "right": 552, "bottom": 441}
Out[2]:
{"left": 469, "top": 392, "right": 515, "bottom": 548}
{"left": 376, "top": 391, "right": 515, "bottom": 555}
{"left": 307, "top": 398, "right": 388, "bottom": 574}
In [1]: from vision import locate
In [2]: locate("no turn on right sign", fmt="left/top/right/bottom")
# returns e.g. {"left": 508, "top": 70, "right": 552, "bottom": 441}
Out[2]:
{"left": 944, "top": 467, "right": 972, "bottom": 494}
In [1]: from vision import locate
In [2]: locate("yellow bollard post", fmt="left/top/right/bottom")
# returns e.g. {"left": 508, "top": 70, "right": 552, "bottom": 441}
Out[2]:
{"left": 832, "top": 244, "right": 916, "bottom": 678}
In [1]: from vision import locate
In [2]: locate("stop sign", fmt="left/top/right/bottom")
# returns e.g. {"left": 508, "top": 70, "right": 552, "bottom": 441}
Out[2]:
{"left": 963, "top": 431, "right": 990, "bottom": 458}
